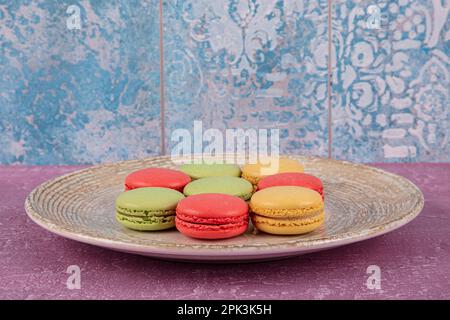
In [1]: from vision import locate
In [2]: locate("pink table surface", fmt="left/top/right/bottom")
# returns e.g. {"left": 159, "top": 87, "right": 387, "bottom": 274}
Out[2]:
{"left": 0, "top": 163, "right": 449, "bottom": 300}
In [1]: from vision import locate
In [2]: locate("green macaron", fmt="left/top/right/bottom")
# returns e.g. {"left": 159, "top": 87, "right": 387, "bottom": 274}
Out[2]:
{"left": 183, "top": 176, "right": 253, "bottom": 200}
{"left": 115, "top": 187, "right": 185, "bottom": 231}
{"left": 179, "top": 163, "right": 241, "bottom": 180}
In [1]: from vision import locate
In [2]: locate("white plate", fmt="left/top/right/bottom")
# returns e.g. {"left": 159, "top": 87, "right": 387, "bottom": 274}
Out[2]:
{"left": 25, "top": 156, "right": 424, "bottom": 262}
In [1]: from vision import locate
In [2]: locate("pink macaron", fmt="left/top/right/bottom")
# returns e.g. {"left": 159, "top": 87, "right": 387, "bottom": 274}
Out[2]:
{"left": 257, "top": 172, "right": 324, "bottom": 199}
{"left": 175, "top": 194, "right": 249, "bottom": 240}
{"left": 125, "top": 168, "right": 191, "bottom": 192}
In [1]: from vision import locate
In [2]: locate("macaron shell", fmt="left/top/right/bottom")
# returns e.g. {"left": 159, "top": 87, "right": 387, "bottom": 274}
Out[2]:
{"left": 179, "top": 163, "right": 241, "bottom": 180}
{"left": 175, "top": 193, "right": 249, "bottom": 239}
{"left": 250, "top": 186, "right": 323, "bottom": 217}
{"left": 115, "top": 187, "right": 184, "bottom": 231}
{"left": 116, "top": 214, "right": 175, "bottom": 231}
{"left": 176, "top": 218, "right": 248, "bottom": 239}
{"left": 115, "top": 187, "right": 185, "bottom": 213}
{"left": 242, "top": 158, "right": 304, "bottom": 185}
{"left": 176, "top": 194, "right": 248, "bottom": 224}
{"left": 125, "top": 168, "right": 191, "bottom": 191}
{"left": 183, "top": 177, "right": 253, "bottom": 200}
{"left": 258, "top": 172, "right": 324, "bottom": 199}
{"left": 251, "top": 211, "right": 324, "bottom": 235}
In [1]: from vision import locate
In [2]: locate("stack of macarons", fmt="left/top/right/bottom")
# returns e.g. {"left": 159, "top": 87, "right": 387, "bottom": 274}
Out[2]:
{"left": 115, "top": 158, "right": 325, "bottom": 240}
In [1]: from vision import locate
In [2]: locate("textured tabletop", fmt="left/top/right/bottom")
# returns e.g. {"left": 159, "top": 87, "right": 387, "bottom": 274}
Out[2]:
{"left": 0, "top": 164, "right": 449, "bottom": 299}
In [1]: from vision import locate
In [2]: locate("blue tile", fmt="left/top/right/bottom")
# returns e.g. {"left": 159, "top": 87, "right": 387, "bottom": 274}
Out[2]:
{"left": 332, "top": 0, "right": 449, "bottom": 162}
{"left": 1, "top": 0, "right": 447, "bottom": 165}
{"left": 163, "top": 0, "right": 329, "bottom": 157}
{"left": 0, "top": 0, "right": 161, "bottom": 164}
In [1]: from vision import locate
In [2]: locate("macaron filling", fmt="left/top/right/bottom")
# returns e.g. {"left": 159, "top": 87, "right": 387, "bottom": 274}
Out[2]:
{"left": 116, "top": 207, "right": 176, "bottom": 217}
{"left": 251, "top": 212, "right": 324, "bottom": 228}
{"left": 249, "top": 205, "right": 324, "bottom": 218}
{"left": 116, "top": 214, "right": 175, "bottom": 225}
{"left": 241, "top": 173, "right": 260, "bottom": 186}
{"left": 176, "top": 211, "right": 247, "bottom": 225}
{"left": 251, "top": 209, "right": 324, "bottom": 220}
{"left": 175, "top": 217, "right": 247, "bottom": 232}
{"left": 116, "top": 215, "right": 176, "bottom": 231}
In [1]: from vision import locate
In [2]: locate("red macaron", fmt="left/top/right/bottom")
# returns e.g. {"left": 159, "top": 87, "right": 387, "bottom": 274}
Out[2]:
{"left": 176, "top": 194, "right": 249, "bottom": 240}
{"left": 125, "top": 168, "right": 191, "bottom": 192}
{"left": 257, "top": 172, "right": 324, "bottom": 199}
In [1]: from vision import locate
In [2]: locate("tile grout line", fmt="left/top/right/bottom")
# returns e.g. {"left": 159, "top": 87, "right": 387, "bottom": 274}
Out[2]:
{"left": 157, "top": 2, "right": 334, "bottom": 158}
{"left": 327, "top": 0, "right": 333, "bottom": 159}
{"left": 159, "top": 0, "right": 166, "bottom": 155}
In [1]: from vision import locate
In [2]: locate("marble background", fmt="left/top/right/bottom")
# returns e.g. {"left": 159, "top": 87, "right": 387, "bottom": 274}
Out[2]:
{"left": 332, "top": 0, "right": 450, "bottom": 162}
{"left": 0, "top": 0, "right": 161, "bottom": 164}
{"left": 0, "top": 0, "right": 448, "bottom": 164}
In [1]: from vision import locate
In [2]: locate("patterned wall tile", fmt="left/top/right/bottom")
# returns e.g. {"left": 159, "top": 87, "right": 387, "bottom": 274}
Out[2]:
{"left": 1, "top": 0, "right": 448, "bottom": 165}
{"left": 0, "top": 0, "right": 161, "bottom": 164}
{"left": 163, "top": 0, "right": 330, "bottom": 157}
{"left": 331, "top": 0, "right": 449, "bottom": 162}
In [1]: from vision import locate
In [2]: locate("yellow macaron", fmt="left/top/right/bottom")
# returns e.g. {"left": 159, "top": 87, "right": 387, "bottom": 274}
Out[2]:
{"left": 242, "top": 158, "right": 304, "bottom": 186}
{"left": 250, "top": 186, "right": 324, "bottom": 235}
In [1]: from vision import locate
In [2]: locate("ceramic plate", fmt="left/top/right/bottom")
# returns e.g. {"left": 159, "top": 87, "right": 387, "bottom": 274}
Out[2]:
{"left": 25, "top": 156, "right": 424, "bottom": 262}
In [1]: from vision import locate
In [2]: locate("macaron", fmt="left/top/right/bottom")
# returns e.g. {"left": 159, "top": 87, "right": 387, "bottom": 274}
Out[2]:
{"left": 179, "top": 163, "right": 241, "bottom": 180}
{"left": 176, "top": 194, "right": 249, "bottom": 239}
{"left": 258, "top": 172, "right": 324, "bottom": 199}
{"left": 183, "top": 176, "right": 253, "bottom": 200}
{"left": 125, "top": 168, "right": 191, "bottom": 191}
{"left": 115, "top": 187, "right": 185, "bottom": 231}
{"left": 242, "top": 158, "right": 304, "bottom": 186}
{"left": 250, "top": 186, "right": 324, "bottom": 235}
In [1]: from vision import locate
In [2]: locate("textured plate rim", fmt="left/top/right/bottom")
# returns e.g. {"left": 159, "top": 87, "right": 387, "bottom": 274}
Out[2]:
{"left": 24, "top": 156, "right": 424, "bottom": 257}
